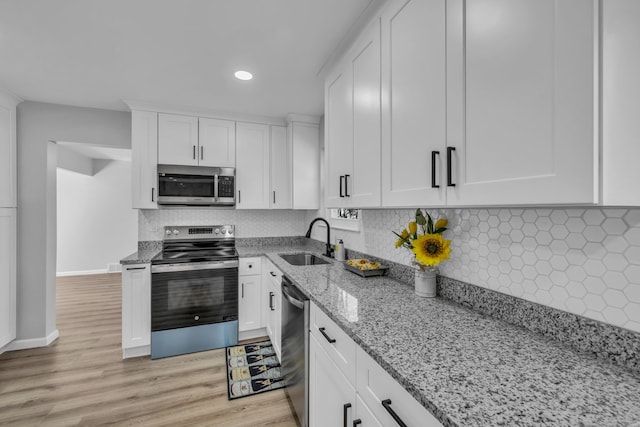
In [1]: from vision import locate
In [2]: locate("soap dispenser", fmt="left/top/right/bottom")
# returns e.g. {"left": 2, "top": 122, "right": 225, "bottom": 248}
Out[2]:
{"left": 335, "top": 239, "right": 345, "bottom": 261}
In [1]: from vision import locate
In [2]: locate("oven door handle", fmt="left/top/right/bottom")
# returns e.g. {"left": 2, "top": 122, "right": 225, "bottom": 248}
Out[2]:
{"left": 151, "top": 260, "right": 239, "bottom": 273}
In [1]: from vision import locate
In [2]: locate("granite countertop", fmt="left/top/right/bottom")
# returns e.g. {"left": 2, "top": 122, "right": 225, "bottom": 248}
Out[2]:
{"left": 121, "top": 241, "right": 640, "bottom": 426}
{"left": 257, "top": 244, "right": 640, "bottom": 427}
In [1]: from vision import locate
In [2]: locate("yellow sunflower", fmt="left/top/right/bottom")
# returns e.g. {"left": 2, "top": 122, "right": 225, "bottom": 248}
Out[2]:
{"left": 395, "top": 229, "right": 410, "bottom": 248}
{"left": 412, "top": 233, "right": 451, "bottom": 267}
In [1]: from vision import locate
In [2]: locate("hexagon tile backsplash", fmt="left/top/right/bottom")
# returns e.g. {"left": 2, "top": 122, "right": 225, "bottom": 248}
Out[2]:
{"left": 333, "top": 208, "right": 640, "bottom": 334}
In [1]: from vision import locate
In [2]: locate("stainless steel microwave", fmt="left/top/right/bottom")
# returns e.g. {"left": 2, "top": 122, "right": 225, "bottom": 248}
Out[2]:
{"left": 157, "top": 165, "right": 235, "bottom": 206}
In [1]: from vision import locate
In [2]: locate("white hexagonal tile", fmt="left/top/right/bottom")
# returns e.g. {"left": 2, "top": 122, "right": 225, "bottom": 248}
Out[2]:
{"left": 534, "top": 230, "right": 552, "bottom": 246}
{"left": 509, "top": 257, "right": 524, "bottom": 270}
{"left": 498, "top": 210, "right": 511, "bottom": 222}
{"left": 488, "top": 228, "right": 500, "bottom": 240}
{"left": 603, "top": 209, "right": 626, "bottom": 218}
{"left": 603, "top": 271, "right": 628, "bottom": 290}
{"left": 584, "top": 277, "right": 606, "bottom": 295}
{"left": 566, "top": 281, "right": 587, "bottom": 298}
{"left": 522, "top": 251, "right": 537, "bottom": 266}
{"left": 509, "top": 271, "right": 524, "bottom": 285}
{"left": 624, "top": 265, "right": 640, "bottom": 284}
{"left": 584, "top": 226, "right": 606, "bottom": 243}
{"left": 583, "top": 259, "right": 606, "bottom": 277}
{"left": 583, "top": 210, "right": 605, "bottom": 226}
{"left": 602, "top": 218, "right": 628, "bottom": 236}
{"left": 535, "top": 260, "right": 553, "bottom": 276}
{"left": 603, "top": 253, "right": 628, "bottom": 272}
{"left": 522, "top": 279, "right": 537, "bottom": 295}
{"left": 583, "top": 242, "right": 607, "bottom": 260}
{"left": 566, "top": 249, "right": 587, "bottom": 266}
{"left": 535, "top": 246, "right": 552, "bottom": 261}
{"left": 522, "top": 265, "right": 537, "bottom": 280}
{"left": 566, "top": 233, "right": 587, "bottom": 249}
{"left": 498, "top": 248, "right": 512, "bottom": 261}
{"left": 602, "top": 306, "right": 628, "bottom": 325}
{"left": 510, "top": 244, "right": 525, "bottom": 257}
{"left": 602, "top": 235, "right": 629, "bottom": 254}
{"left": 536, "top": 275, "right": 553, "bottom": 290}
{"left": 550, "top": 255, "right": 569, "bottom": 271}
{"left": 583, "top": 310, "right": 605, "bottom": 322}
{"left": 566, "top": 266, "right": 587, "bottom": 282}
{"left": 550, "top": 210, "right": 569, "bottom": 225}
{"left": 550, "top": 240, "right": 569, "bottom": 255}
{"left": 509, "top": 216, "right": 524, "bottom": 230}
{"left": 624, "top": 228, "right": 640, "bottom": 246}
{"left": 565, "top": 297, "right": 586, "bottom": 315}
{"left": 535, "top": 289, "right": 552, "bottom": 305}
{"left": 550, "top": 271, "right": 569, "bottom": 286}
{"left": 522, "top": 223, "right": 538, "bottom": 237}
{"left": 566, "top": 208, "right": 585, "bottom": 218}
{"left": 624, "top": 246, "right": 640, "bottom": 266}
{"left": 523, "top": 210, "right": 538, "bottom": 223}
{"left": 566, "top": 217, "right": 586, "bottom": 233}
{"left": 538, "top": 217, "right": 553, "bottom": 231}
{"left": 623, "top": 210, "right": 640, "bottom": 228}
{"left": 549, "top": 225, "right": 569, "bottom": 240}
{"left": 522, "top": 237, "right": 537, "bottom": 251}
{"left": 584, "top": 293, "right": 606, "bottom": 311}
{"left": 624, "top": 303, "right": 640, "bottom": 323}
{"left": 550, "top": 285, "right": 569, "bottom": 303}
{"left": 603, "top": 289, "right": 627, "bottom": 308}
{"left": 509, "top": 229, "right": 524, "bottom": 243}
{"left": 498, "top": 222, "right": 512, "bottom": 234}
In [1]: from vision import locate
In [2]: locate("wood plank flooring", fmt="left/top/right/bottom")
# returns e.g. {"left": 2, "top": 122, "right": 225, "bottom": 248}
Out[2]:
{"left": 0, "top": 273, "right": 298, "bottom": 426}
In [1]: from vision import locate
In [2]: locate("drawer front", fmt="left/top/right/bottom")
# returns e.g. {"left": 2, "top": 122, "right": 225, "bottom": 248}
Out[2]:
{"left": 263, "top": 257, "right": 283, "bottom": 285}
{"left": 239, "top": 257, "right": 262, "bottom": 276}
{"left": 356, "top": 347, "right": 442, "bottom": 427}
{"left": 310, "top": 302, "right": 357, "bottom": 385}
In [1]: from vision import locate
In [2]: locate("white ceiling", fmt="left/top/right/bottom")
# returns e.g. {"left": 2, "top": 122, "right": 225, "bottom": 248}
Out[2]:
{"left": 0, "top": 0, "right": 382, "bottom": 118}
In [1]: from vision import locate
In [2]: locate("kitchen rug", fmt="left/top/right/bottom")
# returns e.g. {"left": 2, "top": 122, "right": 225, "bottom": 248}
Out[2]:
{"left": 225, "top": 340, "right": 285, "bottom": 400}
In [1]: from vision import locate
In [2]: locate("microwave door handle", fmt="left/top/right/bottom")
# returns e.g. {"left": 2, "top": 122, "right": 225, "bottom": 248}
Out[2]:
{"left": 214, "top": 174, "right": 219, "bottom": 202}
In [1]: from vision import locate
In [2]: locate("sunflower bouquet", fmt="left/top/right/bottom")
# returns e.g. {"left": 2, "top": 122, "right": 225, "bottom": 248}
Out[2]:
{"left": 393, "top": 209, "right": 451, "bottom": 270}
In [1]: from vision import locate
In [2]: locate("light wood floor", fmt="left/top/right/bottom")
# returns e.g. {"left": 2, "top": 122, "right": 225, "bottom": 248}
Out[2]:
{"left": 0, "top": 273, "right": 298, "bottom": 426}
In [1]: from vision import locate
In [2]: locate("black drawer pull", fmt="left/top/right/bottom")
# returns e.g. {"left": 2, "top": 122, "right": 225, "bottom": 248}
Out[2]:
{"left": 382, "top": 399, "right": 407, "bottom": 427}
{"left": 339, "top": 175, "right": 345, "bottom": 197}
{"left": 431, "top": 150, "right": 440, "bottom": 188}
{"left": 270, "top": 271, "right": 277, "bottom": 277}
{"left": 344, "top": 174, "right": 350, "bottom": 197}
{"left": 126, "top": 266, "right": 146, "bottom": 271}
{"left": 269, "top": 292, "right": 275, "bottom": 311}
{"left": 318, "top": 327, "right": 336, "bottom": 344}
{"left": 353, "top": 420, "right": 362, "bottom": 427}
{"left": 447, "top": 146, "right": 456, "bottom": 187}
{"left": 343, "top": 403, "right": 351, "bottom": 427}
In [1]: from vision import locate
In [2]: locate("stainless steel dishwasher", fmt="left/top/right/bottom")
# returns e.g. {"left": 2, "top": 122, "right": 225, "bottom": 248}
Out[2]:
{"left": 281, "top": 276, "right": 309, "bottom": 427}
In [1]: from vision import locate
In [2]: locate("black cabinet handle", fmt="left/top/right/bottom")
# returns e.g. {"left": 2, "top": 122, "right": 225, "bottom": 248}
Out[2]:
{"left": 273, "top": 190, "right": 276, "bottom": 204}
{"left": 241, "top": 283, "right": 244, "bottom": 298}
{"left": 447, "top": 146, "right": 456, "bottom": 187}
{"left": 238, "top": 190, "right": 241, "bottom": 204}
{"left": 151, "top": 188, "right": 155, "bottom": 202}
{"left": 193, "top": 145, "right": 196, "bottom": 160}
{"left": 269, "top": 292, "right": 275, "bottom": 311}
{"left": 382, "top": 399, "right": 407, "bottom": 427}
{"left": 431, "top": 151, "right": 440, "bottom": 188}
{"left": 339, "top": 175, "right": 345, "bottom": 198}
{"left": 318, "top": 327, "right": 336, "bottom": 344}
{"left": 126, "top": 266, "right": 146, "bottom": 271}
{"left": 270, "top": 272, "right": 277, "bottom": 277}
{"left": 200, "top": 146, "right": 204, "bottom": 160}
{"left": 343, "top": 403, "right": 352, "bottom": 427}
{"left": 344, "top": 174, "right": 350, "bottom": 197}
{"left": 353, "top": 420, "right": 362, "bottom": 427}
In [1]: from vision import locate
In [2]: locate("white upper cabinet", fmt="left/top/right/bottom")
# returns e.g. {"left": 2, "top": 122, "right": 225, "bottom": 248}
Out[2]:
{"left": 445, "top": 0, "right": 598, "bottom": 206}
{"left": 289, "top": 118, "right": 320, "bottom": 209}
{"left": 198, "top": 117, "right": 236, "bottom": 167}
{"left": 131, "top": 110, "right": 158, "bottom": 209}
{"left": 0, "top": 90, "right": 19, "bottom": 208}
{"left": 602, "top": 0, "right": 640, "bottom": 206}
{"left": 325, "top": 19, "right": 381, "bottom": 208}
{"left": 380, "top": 0, "right": 446, "bottom": 208}
{"left": 236, "top": 122, "right": 270, "bottom": 209}
{"left": 270, "top": 125, "right": 292, "bottom": 209}
{"left": 158, "top": 113, "right": 199, "bottom": 166}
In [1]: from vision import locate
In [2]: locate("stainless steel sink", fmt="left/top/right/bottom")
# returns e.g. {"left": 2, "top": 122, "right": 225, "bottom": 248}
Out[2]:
{"left": 279, "top": 253, "right": 330, "bottom": 266}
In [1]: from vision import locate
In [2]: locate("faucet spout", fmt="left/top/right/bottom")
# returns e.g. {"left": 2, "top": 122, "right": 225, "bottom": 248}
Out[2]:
{"left": 305, "top": 217, "right": 334, "bottom": 258}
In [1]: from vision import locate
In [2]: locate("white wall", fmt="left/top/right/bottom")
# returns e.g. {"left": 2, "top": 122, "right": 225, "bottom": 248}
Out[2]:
{"left": 16, "top": 101, "right": 130, "bottom": 343}
{"left": 57, "top": 160, "right": 137, "bottom": 275}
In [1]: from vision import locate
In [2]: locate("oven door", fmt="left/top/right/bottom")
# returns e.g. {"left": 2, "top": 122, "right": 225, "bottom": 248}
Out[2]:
{"left": 151, "top": 260, "right": 238, "bottom": 332}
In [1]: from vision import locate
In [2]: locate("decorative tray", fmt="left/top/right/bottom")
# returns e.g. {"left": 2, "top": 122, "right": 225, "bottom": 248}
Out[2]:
{"left": 344, "top": 259, "right": 389, "bottom": 277}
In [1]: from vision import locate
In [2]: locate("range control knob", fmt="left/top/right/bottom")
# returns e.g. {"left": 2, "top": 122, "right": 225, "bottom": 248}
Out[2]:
{"left": 172, "top": 229, "right": 180, "bottom": 235}
{"left": 194, "top": 315, "right": 200, "bottom": 321}
{"left": 214, "top": 228, "right": 220, "bottom": 234}
{"left": 165, "top": 229, "right": 172, "bottom": 236}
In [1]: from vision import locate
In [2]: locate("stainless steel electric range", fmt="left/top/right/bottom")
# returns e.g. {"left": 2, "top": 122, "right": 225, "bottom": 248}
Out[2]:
{"left": 150, "top": 225, "right": 239, "bottom": 359}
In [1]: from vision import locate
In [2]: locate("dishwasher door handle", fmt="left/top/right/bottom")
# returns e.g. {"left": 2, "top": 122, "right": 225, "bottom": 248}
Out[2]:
{"left": 282, "top": 283, "right": 305, "bottom": 309}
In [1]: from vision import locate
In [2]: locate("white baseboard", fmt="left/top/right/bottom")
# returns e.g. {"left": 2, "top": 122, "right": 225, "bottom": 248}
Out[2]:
{"left": 3, "top": 329, "right": 59, "bottom": 352}
{"left": 238, "top": 328, "right": 267, "bottom": 342}
{"left": 56, "top": 269, "right": 108, "bottom": 277}
{"left": 122, "top": 345, "right": 150, "bottom": 359}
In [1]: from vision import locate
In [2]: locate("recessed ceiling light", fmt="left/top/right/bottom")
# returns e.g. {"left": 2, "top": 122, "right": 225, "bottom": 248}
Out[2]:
{"left": 234, "top": 70, "right": 253, "bottom": 81}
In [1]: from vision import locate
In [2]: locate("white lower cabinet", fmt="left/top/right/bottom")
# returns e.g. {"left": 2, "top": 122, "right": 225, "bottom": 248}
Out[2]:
{"left": 239, "top": 257, "right": 262, "bottom": 333}
{"left": 121, "top": 263, "right": 151, "bottom": 358}
{"left": 263, "top": 258, "right": 282, "bottom": 361}
{"left": 309, "top": 301, "right": 443, "bottom": 427}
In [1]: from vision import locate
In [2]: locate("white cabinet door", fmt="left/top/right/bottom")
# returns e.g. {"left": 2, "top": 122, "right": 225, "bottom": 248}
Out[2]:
{"left": 198, "top": 117, "right": 236, "bottom": 168}
{"left": 446, "top": 0, "right": 597, "bottom": 206}
{"left": 355, "top": 395, "right": 384, "bottom": 427}
{"left": 131, "top": 110, "right": 158, "bottom": 209}
{"left": 290, "top": 121, "right": 320, "bottom": 209}
{"left": 309, "top": 334, "right": 356, "bottom": 427}
{"left": 350, "top": 19, "right": 381, "bottom": 207}
{"left": 270, "top": 125, "right": 291, "bottom": 209}
{"left": 0, "top": 208, "right": 16, "bottom": 349}
{"left": 325, "top": 65, "right": 353, "bottom": 208}
{"left": 121, "top": 263, "right": 151, "bottom": 358}
{"left": 602, "top": 0, "right": 640, "bottom": 206}
{"left": 157, "top": 113, "right": 199, "bottom": 166}
{"left": 236, "top": 122, "right": 270, "bottom": 209}
{"left": 0, "top": 91, "right": 18, "bottom": 208}
{"left": 381, "top": 0, "right": 447, "bottom": 208}
{"left": 239, "top": 275, "right": 262, "bottom": 332}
